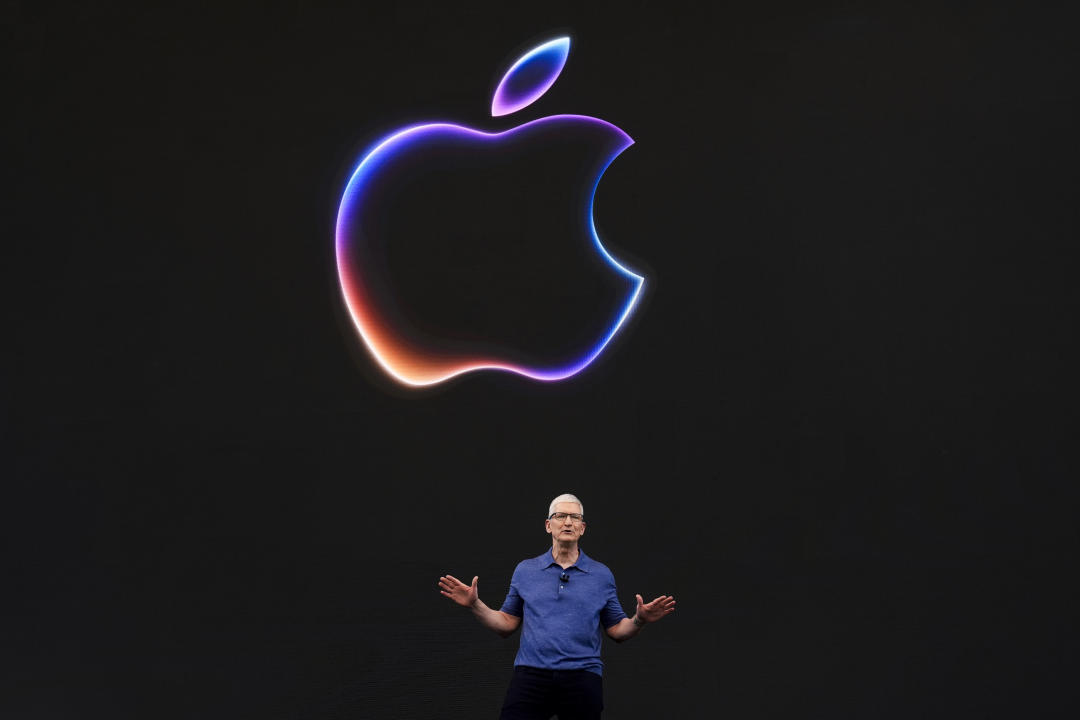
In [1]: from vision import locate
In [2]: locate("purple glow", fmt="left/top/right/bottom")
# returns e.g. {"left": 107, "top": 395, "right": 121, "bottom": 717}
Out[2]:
{"left": 491, "top": 37, "right": 571, "bottom": 117}
{"left": 335, "top": 115, "right": 643, "bottom": 387}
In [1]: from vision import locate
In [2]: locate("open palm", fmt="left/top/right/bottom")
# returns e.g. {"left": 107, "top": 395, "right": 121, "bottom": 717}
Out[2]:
{"left": 635, "top": 594, "right": 676, "bottom": 623}
{"left": 439, "top": 574, "right": 478, "bottom": 608}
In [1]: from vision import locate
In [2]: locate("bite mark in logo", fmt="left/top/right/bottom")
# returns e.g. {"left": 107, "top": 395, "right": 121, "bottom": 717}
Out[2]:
{"left": 335, "top": 37, "right": 644, "bottom": 387}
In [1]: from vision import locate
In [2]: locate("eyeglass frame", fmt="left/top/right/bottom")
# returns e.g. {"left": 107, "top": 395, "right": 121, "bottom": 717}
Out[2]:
{"left": 547, "top": 512, "right": 585, "bottom": 523}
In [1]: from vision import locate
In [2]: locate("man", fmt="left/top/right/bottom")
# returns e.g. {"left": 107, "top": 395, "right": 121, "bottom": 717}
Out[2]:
{"left": 438, "top": 493, "right": 675, "bottom": 719}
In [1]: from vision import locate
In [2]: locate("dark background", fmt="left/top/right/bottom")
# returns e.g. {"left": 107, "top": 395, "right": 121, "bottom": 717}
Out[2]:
{"left": 4, "top": 2, "right": 1078, "bottom": 718}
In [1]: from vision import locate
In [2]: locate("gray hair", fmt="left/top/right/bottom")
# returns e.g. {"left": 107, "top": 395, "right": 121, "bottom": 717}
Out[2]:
{"left": 548, "top": 493, "right": 584, "bottom": 518}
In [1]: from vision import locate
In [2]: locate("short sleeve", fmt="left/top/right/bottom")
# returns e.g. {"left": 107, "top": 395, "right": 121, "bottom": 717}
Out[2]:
{"left": 600, "top": 576, "right": 627, "bottom": 628}
{"left": 499, "top": 567, "right": 524, "bottom": 617}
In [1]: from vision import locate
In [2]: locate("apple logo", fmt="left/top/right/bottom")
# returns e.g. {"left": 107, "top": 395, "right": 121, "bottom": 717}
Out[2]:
{"left": 335, "top": 36, "right": 644, "bottom": 387}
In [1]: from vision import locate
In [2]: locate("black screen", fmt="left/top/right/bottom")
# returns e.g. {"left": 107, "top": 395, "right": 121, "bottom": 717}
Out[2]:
{"left": 5, "top": 2, "right": 1078, "bottom": 718}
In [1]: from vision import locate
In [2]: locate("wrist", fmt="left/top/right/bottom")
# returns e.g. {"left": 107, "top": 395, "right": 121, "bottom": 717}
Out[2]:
{"left": 632, "top": 614, "right": 646, "bottom": 627}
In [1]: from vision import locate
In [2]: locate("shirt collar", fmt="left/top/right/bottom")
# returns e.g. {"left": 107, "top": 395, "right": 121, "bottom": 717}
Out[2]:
{"left": 536, "top": 548, "right": 592, "bottom": 572}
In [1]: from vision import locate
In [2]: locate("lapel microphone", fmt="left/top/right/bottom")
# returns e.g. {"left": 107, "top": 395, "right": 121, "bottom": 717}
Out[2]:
{"left": 560, "top": 572, "right": 570, "bottom": 583}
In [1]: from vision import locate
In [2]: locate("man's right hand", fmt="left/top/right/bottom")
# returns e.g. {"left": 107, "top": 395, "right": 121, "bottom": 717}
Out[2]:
{"left": 439, "top": 574, "right": 479, "bottom": 608}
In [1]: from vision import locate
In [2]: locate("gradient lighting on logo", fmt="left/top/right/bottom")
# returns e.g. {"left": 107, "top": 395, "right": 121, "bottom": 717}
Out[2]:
{"left": 491, "top": 37, "right": 570, "bottom": 117}
{"left": 335, "top": 37, "right": 644, "bottom": 387}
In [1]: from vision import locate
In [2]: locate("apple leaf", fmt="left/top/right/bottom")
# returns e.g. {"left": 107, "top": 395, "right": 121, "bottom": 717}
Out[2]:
{"left": 491, "top": 37, "right": 570, "bottom": 117}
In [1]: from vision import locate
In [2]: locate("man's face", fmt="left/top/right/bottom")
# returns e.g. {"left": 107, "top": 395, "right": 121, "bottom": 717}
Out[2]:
{"left": 545, "top": 501, "right": 586, "bottom": 543}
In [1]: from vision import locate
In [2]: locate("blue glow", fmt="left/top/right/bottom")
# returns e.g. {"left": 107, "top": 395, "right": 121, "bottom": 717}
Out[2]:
{"left": 336, "top": 115, "right": 643, "bottom": 386}
{"left": 491, "top": 37, "right": 571, "bottom": 117}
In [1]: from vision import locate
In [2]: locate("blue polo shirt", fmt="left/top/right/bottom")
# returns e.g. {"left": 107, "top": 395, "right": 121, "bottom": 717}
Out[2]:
{"left": 499, "top": 548, "right": 627, "bottom": 676}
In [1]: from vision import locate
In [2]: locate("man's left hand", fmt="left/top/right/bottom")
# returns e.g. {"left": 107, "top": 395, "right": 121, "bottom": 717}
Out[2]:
{"left": 635, "top": 594, "right": 676, "bottom": 624}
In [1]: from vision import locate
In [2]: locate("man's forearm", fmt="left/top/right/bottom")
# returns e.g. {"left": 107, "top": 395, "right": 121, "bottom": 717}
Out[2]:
{"left": 470, "top": 599, "right": 519, "bottom": 637}
{"left": 608, "top": 614, "right": 646, "bottom": 643}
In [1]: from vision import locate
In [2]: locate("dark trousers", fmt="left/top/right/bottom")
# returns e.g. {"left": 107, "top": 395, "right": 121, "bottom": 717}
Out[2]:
{"left": 499, "top": 666, "right": 604, "bottom": 720}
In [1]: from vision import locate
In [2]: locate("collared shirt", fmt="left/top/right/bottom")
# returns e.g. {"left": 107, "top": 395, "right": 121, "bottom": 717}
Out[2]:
{"left": 499, "top": 548, "right": 627, "bottom": 676}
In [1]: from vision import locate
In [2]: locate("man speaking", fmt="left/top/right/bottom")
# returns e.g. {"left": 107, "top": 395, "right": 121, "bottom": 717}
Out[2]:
{"left": 438, "top": 493, "right": 675, "bottom": 719}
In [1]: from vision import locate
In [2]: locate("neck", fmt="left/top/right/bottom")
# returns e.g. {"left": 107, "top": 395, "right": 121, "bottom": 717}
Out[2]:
{"left": 551, "top": 541, "right": 579, "bottom": 567}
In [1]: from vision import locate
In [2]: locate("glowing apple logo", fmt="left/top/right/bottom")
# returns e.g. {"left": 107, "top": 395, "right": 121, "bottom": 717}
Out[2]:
{"left": 335, "top": 37, "right": 644, "bottom": 387}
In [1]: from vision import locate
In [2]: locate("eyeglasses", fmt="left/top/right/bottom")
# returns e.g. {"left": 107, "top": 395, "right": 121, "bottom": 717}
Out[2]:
{"left": 548, "top": 512, "right": 584, "bottom": 523}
